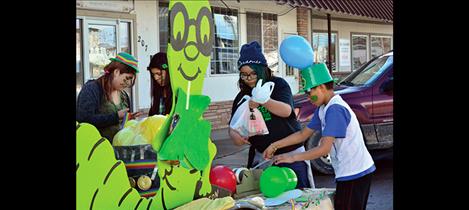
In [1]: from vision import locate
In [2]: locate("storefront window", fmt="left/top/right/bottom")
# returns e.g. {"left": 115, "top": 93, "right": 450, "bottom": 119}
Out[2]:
{"left": 371, "top": 35, "right": 392, "bottom": 58}
{"left": 352, "top": 34, "right": 368, "bottom": 70}
{"left": 77, "top": 19, "right": 83, "bottom": 97}
{"left": 120, "top": 21, "right": 131, "bottom": 53}
{"left": 246, "top": 12, "right": 280, "bottom": 75}
{"left": 88, "top": 24, "right": 117, "bottom": 79}
{"left": 211, "top": 7, "right": 239, "bottom": 75}
{"left": 312, "top": 32, "right": 337, "bottom": 71}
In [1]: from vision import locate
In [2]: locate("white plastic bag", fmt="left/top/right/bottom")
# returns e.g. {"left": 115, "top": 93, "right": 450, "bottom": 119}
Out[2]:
{"left": 251, "top": 79, "right": 275, "bottom": 104}
{"left": 230, "top": 95, "right": 251, "bottom": 137}
{"left": 230, "top": 95, "right": 269, "bottom": 137}
{"left": 248, "top": 107, "right": 269, "bottom": 136}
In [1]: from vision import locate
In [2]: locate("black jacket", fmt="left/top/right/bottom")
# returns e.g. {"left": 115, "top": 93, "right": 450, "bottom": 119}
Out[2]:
{"left": 76, "top": 80, "right": 131, "bottom": 128}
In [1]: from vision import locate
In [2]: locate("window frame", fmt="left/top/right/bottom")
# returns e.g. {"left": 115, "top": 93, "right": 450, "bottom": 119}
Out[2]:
{"left": 350, "top": 33, "right": 369, "bottom": 71}
{"left": 349, "top": 32, "right": 393, "bottom": 71}
{"left": 244, "top": 10, "right": 280, "bottom": 75}
{"left": 370, "top": 34, "right": 393, "bottom": 59}
{"left": 312, "top": 30, "right": 339, "bottom": 72}
{"left": 76, "top": 15, "right": 136, "bottom": 109}
{"left": 209, "top": 6, "right": 241, "bottom": 77}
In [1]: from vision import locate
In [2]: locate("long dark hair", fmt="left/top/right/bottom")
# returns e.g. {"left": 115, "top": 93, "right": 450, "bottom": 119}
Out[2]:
{"left": 97, "top": 61, "right": 136, "bottom": 101}
{"left": 238, "top": 64, "right": 274, "bottom": 95}
{"left": 148, "top": 71, "right": 173, "bottom": 116}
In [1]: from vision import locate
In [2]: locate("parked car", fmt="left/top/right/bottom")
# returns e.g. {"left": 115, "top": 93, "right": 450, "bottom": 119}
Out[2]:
{"left": 293, "top": 51, "right": 393, "bottom": 174}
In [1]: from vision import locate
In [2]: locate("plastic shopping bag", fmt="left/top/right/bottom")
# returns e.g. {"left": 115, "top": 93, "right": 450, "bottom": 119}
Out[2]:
{"left": 248, "top": 107, "right": 269, "bottom": 136}
{"left": 230, "top": 95, "right": 269, "bottom": 137}
{"left": 229, "top": 96, "right": 251, "bottom": 137}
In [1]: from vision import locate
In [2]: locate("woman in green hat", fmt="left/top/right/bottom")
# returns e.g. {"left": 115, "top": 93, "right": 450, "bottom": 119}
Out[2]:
{"left": 77, "top": 52, "right": 142, "bottom": 142}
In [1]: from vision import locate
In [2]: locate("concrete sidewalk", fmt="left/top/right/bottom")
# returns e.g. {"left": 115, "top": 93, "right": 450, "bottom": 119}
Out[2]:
{"left": 210, "top": 128, "right": 250, "bottom": 168}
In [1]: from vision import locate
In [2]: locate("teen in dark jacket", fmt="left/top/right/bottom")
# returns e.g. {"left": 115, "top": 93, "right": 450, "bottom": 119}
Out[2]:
{"left": 77, "top": 52, "right": 142, "bottom": 141}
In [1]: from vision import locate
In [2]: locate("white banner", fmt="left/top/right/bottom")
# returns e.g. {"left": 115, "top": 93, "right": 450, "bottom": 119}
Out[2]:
{"left": 339, "top": 39, "right": 351, "bottom": 67}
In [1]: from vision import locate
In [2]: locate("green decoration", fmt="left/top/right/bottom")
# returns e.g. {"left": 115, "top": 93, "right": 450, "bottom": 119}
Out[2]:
{"left": 310, "top": 95, "right": 318, "bottom": 102}
{"left": 283, "top": 167, "right": 298, "bottom": 190}
{"left": 158, "top": 88, "right": 211, "bottom": 171}
{"left": 77, "top": 0, "right": 218, "bottom": 209}
{"left": 77, "top": 122, "right": 217, "bottom": 210}
{"left": 300, "top": 63, "right": 333, "bottom": 91}
{"left": 259, "top": 166, "right": 298, "bottom": 198}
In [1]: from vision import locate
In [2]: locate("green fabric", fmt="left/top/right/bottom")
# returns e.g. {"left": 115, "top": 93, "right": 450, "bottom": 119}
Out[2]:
{"left": 98, "top": 91, "right": 129, "bottom": 141}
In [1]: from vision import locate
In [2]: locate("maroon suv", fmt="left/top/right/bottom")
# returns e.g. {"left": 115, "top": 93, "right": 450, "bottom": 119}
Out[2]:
{"left": 293, "top": 51, "right": 393, "bottom": 174}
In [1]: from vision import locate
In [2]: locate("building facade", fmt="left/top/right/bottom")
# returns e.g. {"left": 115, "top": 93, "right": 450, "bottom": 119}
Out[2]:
{"left": 76, "top": 0, "right": 393, "bottom": 130}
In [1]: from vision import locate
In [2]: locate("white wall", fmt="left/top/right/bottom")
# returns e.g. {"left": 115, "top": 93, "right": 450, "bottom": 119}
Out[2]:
{"left": 132, "top": 0, "right": 302, "bottom": 107}
{"left": 203, "top": 0, "right": 299, "bottom": 102}
{"left": 134, "top": 1, "right": 158, "bottom": 110}
{"left": 312, "top": 18, "right": 393, "bottom": 72}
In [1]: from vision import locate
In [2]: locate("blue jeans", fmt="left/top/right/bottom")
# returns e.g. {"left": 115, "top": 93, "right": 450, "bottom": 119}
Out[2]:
{"left": 275, "top": 161, "right": 311, "bottom": 188}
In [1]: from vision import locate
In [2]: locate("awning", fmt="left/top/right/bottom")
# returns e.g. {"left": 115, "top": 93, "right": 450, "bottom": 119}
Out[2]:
{"left": 275, "top": 0, "right": 393, "bottom": 22}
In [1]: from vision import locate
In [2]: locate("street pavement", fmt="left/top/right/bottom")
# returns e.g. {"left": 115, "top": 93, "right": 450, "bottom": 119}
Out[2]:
{"left": 210, "top": 128, "right": 393, "bottom": 210}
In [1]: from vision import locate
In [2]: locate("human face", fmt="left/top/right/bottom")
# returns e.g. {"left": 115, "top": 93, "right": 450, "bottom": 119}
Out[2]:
{"left": 307, "top": 85, "right": 325, "bottom": 106}
{"left": 239, "top": 65, "right": 258, "bottom": 88}
{"left": 151, "top": 67, "right": 168, "bottom": 86}
{"left": 112, "top": 69, "right": 135, "bottom": 90}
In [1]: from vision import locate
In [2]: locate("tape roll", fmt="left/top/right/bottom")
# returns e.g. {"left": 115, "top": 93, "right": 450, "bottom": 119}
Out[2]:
{"left": 233, "top": 167, "right": 249, "bottom": 183}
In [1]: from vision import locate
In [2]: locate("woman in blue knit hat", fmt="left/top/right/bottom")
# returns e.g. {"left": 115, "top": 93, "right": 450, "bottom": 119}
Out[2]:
{"left": 228, "top": 41, "right": 315, "bottom": 189}
{"left": 77, "top": 52, "right": 142, "bottom": 142}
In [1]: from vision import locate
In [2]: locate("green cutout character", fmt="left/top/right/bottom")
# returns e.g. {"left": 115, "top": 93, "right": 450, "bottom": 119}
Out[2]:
{"left": 76, "top": 0, "right": 218, "bottom": 209}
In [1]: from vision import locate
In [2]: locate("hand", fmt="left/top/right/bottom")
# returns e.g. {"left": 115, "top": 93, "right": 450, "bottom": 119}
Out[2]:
{"left": 273, "top": 154, "right": 295, "bottom": 164}
{"left": 263, "top": 144, "right": 278, "bottom": 160}
{"left": 251, "top": 79, "right": 275, "bottom": 104}
{"left": 232, "top": 129, "right": 250, "bottom": 145}
{"left": 249, "top": 100, "right": 260, "bottom": 109}
{"left": 117, "top": 108, "right": 129, "bottom": 119}
{"left": 129, "top": 111, "right": 143, "bottom": 120}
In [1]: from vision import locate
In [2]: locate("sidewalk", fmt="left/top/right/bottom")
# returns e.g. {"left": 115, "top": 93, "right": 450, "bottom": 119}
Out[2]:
{"left": 210, "top": 128, "right": 250, "bottom": 168}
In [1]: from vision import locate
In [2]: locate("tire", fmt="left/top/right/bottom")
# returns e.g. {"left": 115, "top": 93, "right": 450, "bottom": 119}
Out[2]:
{"left": 304, "top": 131, "right": 335, "bottom": 175}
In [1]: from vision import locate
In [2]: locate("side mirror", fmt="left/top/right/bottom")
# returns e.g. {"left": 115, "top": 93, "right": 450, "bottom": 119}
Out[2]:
{"left": 380, "top": 77, "right": 393, "bottom": 93}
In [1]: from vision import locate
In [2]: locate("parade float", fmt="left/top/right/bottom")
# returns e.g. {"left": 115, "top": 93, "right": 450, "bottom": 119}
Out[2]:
{"left": 76, "top": 0, "right": 334, "bottom": 209}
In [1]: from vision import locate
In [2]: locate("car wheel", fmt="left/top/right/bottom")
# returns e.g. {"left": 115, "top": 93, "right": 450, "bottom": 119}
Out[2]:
{"left": 304, "top": 131, "right": 335, "bottom": 175}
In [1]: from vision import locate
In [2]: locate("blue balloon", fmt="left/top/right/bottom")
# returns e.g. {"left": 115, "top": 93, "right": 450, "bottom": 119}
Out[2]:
{"left": 279, "top": 35, "right": 314, "bottom": 69}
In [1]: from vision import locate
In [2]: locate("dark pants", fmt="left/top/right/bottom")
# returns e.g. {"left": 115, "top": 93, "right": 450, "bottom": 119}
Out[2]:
{"left": 275, "top": 161, "right": 311, "bottom": 189}
{"left": 334, "top": 172, "right": 373, "bottom": 210}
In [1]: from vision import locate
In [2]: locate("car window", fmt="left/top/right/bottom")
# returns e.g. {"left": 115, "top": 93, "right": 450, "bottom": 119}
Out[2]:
{"left": 349, "top": 55, "right": 393, "bottom": 86}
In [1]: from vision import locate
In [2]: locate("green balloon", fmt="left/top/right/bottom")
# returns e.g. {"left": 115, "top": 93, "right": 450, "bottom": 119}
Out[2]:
{"left": 260, "top": 166, "right": 289, "bottom": 198}
{"left": 282, "top": 167, "right": 298, "bottom": 190}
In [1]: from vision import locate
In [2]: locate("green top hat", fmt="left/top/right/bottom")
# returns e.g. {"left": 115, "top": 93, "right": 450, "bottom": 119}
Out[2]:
{"left": 300, "top": 63, "right": 333, "bottom": 91}
{"left": 110, "top": 52, "right": 139, "bottom": 73}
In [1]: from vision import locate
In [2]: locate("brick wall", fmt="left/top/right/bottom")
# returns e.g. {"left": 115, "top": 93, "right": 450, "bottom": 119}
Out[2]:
{"left": 297, "top": 7, "right": 310, "bottom": 42}
{"left": 297, "top": 7, "right": 310, "bottom": 91}
{"left": 138, "top": 101, "right": 234, "bottom": 130}
{"left": 203, "top": 100, "right": 234, "bottom": 130}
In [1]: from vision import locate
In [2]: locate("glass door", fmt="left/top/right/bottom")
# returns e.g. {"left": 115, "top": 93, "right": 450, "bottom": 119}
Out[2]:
{"left": 87, "top": 20, "right": 118, "bottom": 80}
{"left": 77, "top": 17, "right": 135, "bottom": 110}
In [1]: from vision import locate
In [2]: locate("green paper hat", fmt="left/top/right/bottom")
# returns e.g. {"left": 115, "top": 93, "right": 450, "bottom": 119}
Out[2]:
{"left": 110, "top": 52, "right": 139, "bottom": 73}
{"left": 300, "top": 63, "right": 333, "bottom": 91}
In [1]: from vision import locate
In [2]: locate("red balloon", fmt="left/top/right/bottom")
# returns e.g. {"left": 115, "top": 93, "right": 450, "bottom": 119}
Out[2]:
{"left": 209, "top": 165, "right": 237, "bottom": 193}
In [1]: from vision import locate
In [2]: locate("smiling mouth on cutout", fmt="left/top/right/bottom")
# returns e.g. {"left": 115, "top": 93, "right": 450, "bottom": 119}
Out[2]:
{"left": 178, "top": 63, "right": 201, "bottom": 81}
